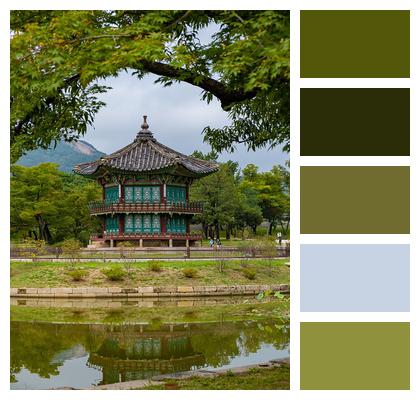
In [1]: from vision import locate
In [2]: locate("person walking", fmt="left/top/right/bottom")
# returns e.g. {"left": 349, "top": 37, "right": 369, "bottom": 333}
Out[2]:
{"left": 209, "top": 238, "right": 214, "bottom": 248}
{"left": 216, "top": 238, "right": 222, "bottom": 248}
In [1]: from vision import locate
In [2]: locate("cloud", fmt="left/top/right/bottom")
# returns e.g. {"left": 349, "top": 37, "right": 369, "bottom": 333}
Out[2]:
{"left": 85, "top": 71, "right": 288, "bottom": 171}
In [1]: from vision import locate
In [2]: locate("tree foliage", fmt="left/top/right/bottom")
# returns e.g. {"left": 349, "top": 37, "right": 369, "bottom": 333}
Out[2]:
{"left": 190, "top": 163, "right": 239, "bottom": 239}
{"left": 10, "top": 163, "right": 101, "bottom": 243}
{"left": 240, "top": 164, "right": 290, "bottom": 235}
{"left": 190, "top": 153, "right": 288, "bottom": 239}
{"left": 10, "top": 10, "right": 289, "bottom": 162}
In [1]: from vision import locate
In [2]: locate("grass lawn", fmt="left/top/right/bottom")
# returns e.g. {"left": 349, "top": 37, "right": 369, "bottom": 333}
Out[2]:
{"left": 10, "top": 259, "right": 289, "bottom": 288}
{"left": 141, "top": 366, "right": 290, "bottom": 390}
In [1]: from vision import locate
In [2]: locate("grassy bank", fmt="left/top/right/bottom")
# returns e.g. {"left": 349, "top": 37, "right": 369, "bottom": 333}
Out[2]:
{"left": 10, "top": 259, "right": 289, "bottom": 288}
{"left": 141, "top": 366, "right": 290, "bottom": 390}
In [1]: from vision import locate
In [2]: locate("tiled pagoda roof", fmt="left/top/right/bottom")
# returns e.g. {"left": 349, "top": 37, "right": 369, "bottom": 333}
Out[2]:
{"left": 74, "top": 116, "right": 219, "bottom": 178}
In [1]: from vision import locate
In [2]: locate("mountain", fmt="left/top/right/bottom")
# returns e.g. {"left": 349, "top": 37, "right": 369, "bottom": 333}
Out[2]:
{"left": 16, "top": 140, "right": 106, "bottom": 173}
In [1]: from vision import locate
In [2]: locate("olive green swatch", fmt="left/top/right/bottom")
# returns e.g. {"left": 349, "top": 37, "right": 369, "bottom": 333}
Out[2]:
{"left": 300, "top": 88, "right": 410, "bottom": 156}
{"left": 300, "top": 10, "right": 410, "bottom": 77}
{"left": 300, "top": 322, "right": 410, "bottom": 389}
{"left": 300, "top": 167, "right": 410, "bottom": 234}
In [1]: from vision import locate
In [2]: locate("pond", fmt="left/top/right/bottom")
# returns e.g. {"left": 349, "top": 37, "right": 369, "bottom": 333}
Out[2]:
{"left": 10, "top": 297, "right": 289, "bottom": 390}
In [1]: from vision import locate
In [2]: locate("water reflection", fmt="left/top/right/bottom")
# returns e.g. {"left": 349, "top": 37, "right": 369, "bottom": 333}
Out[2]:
{"left": 11, "top": 319, "right": 289, "bottom": 389}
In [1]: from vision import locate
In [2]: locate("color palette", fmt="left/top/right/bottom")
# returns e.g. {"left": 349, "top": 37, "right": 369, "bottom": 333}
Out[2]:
{"left": 300, "top": 166, "right": 410, "bottom": 234}
{"left": 300, "top": 245, "right": 410, "bottom": 312}
{"left": 300, "top": 322, "right": 410, "bottom": 389}
{"left": 300, "top": 88, "right": 410, "bottom": 156}
{"left": 299, "top": 9, "right": 411, "bottom": 391}
{"left": 300, "top": 10, "right": 410, "bottom": 78}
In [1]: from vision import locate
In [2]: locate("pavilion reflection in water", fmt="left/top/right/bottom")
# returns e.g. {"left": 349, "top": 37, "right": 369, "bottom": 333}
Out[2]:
{"left": 87, "top": 323, "right": 205, "bottom": 384}
{"left": 11, "top": 317, "right": 289, "bottom": 388}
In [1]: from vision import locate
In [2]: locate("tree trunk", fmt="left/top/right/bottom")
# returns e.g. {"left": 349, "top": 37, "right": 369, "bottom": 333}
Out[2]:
{"left": 28, "top": 230, "right": 38, "bottom": 240}
{"left": 35, "top": 214, "right": 52, "bottom": 242}
{"left": 202, "top": 223, "right": 208, "bottom": 239}
{"left": 44, "top": 224, "right": 52, "bottom": 242}
{"left": 268, "top": 221, "right": 274, "bottom": 235}
{"left": 226, "top": 225, "right": 231, "bottom": 240}
{"left": 215, "top": 222, "right": 220, "bottom": 240}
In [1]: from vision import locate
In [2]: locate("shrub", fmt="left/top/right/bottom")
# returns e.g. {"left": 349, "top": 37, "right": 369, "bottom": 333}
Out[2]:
{"left": 217, "top": 256, "right": 227, "bottom": 273}
{"left": 102, "top": 265, "right": 126, "bottom": 281}
{"left": 148, "top": 260, "right": 163, "bottom": 272}
{"left": 182, "top": 268, "right": 198, "bottom": 278}
{"left": 61, "top": 238, "right": 82, "bottom": 268}
{"left": 117, "top": 241, "right": 135, "bottom": 274}
{"left": 243, "top": 267, "right": 256, "bottom": 280}
{"left": 19, "top": 238, "right": 47, "bottom": 258}
{"left": 66, "top": 269, "right": 88, "bottom": 281}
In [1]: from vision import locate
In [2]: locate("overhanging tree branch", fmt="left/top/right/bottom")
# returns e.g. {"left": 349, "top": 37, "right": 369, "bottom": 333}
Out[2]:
{"left": 136, "top": 60, "right": 263, "bottom": 110}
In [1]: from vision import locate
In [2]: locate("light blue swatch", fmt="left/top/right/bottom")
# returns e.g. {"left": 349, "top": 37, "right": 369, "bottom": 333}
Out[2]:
{"left": 300, "top": 244, "right": 410, "bottom": 312}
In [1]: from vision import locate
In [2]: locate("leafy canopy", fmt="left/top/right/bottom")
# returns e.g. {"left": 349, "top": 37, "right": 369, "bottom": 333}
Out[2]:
{"left": 10, "top": 163, "right": 101, "bottom": 243}
{"left": 190, "top": 151, "right": 288, "bottom": 238}
{"left": 10, "top": 10, "right": 289, "bottom": 162}
{"left": 240, "top": 164, "right": 290, "bottom": 234}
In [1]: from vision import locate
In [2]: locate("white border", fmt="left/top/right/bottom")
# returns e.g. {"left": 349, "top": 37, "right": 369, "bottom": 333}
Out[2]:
{"left": 1, "top": 0, "right": 419, "bottom": 399}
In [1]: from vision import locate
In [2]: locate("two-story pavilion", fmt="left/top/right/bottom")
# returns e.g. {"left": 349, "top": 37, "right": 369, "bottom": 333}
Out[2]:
{"left": 74, "top": 116, "right": 218, "bottom": 247}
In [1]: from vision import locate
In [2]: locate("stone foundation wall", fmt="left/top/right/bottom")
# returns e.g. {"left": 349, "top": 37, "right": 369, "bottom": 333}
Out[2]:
{"left": 10, "top": 284, "right": 289, "bottom": 298}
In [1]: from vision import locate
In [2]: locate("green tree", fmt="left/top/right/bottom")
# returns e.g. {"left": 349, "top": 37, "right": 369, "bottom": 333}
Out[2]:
{"left": 10, "top": 10, "right": 289, "bottom": 162}
{"left": 11, "top": 163, "right": 64, "bottom": 242}
{"left": 60, "top": 174, "right": 102, "bottom": 243}
{"left": 241, "top": 164, "right": 289, "bottom": 235}
{"left": 190, "top": 163, "right": 239, "bottom": 240}
{"left": 10, "top": 163, "right": 101, "bottom": 243}
{"left": 235, "top": 187, "right": 263, "bottom": 236}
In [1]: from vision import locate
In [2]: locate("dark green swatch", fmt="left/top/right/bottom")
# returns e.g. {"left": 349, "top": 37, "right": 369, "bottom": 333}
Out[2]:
{"left": 300, "top": 166, "right": 410, "bottom": 234}
{"left": 301, "top": 10, "right": 410, "bottom": 77}
{"left": 301, "top": 88, "right": 410, "bottom": 156}
{"left": 301, "top": 322, "right": 410, "bottom": 390}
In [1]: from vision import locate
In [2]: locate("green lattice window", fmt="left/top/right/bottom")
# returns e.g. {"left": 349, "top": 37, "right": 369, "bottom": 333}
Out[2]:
{"left": 168, "top": 337, "right": 189, "bottom": 355}
{"left": 105, "top": 215, "right": 119, "bottom": 233}
{"left": 105, "top": 186, "right": 119, "bottom": 204}
{"left": 167, "top": 216, "right": 186, "bottom": 233}
{"left": 166, "top": 186, "right": 186, "bottom": 204}
{"left": 124, "top": 186, "right": 160, "bottom": 203}
{"left": 128, "top": 338, "right": 161, "bottom": 359}
{"left": 124, "top": 214, "right": 161, "bottom": 233}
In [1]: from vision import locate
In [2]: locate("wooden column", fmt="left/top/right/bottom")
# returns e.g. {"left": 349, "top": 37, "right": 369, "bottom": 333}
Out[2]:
{"left": 119, "top": 215, "right": 124, "bottom": 234}
{"left": 120, "top": 183, "right": 125, "bottom": 203}
{"left": 160, "top": 184, "right": 165, "bottom": 203}
{"left": 160, "top": 215, "right": 167, "bottom": 233}
{"left": 186, "top": 184, "right": 189, "bottom": 201}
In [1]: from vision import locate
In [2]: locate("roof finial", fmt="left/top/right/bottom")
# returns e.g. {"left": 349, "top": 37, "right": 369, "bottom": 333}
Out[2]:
{"left": 141, "top": 115, "right": 149, "bottom": 131}
{"left": 136, "top": 114, "right": 153, "bottom": 140}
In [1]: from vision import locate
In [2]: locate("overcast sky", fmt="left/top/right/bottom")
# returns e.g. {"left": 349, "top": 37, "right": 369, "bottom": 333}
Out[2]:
{"left": 84, "top": 71, "right": 288, "bottom": 172}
